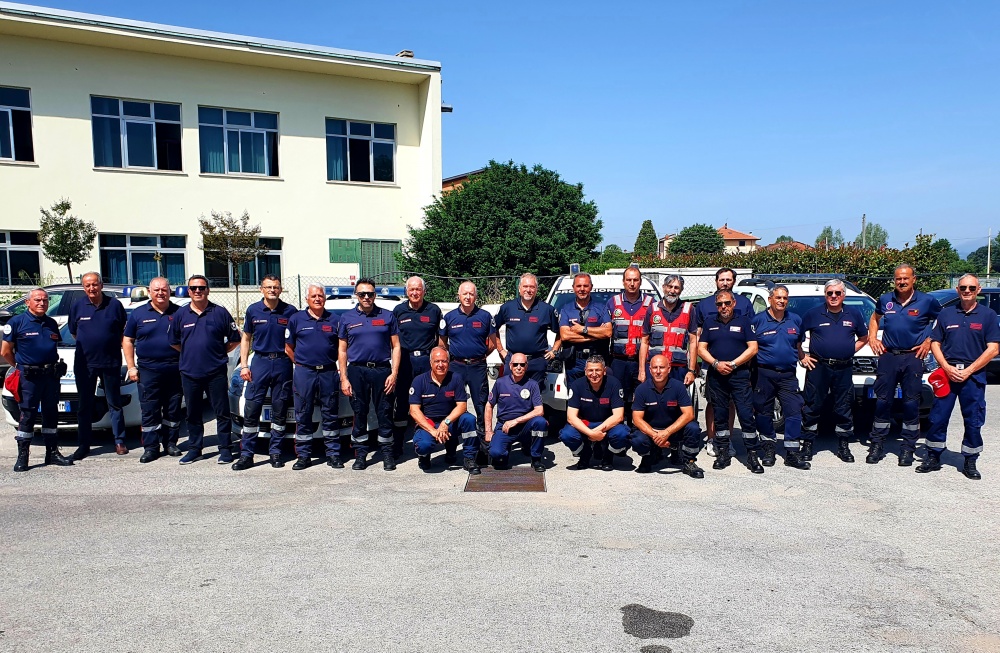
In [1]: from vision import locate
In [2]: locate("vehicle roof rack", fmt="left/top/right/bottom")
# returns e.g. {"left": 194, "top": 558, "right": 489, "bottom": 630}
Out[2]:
{"left": 736, "top": 274, "right": 861, "bottom": 293}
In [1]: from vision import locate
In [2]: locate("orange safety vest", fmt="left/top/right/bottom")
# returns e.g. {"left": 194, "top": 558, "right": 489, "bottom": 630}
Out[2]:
{"left": 648, "top": 301, "right": 692, "bottom": 366}
{"left": 611, "top": 293, "right": 653, "bottom": 357}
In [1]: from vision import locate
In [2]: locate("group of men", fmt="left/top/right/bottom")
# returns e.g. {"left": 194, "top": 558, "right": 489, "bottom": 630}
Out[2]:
{"left": 3, "top": 265, "right": 993, "bottom": 481}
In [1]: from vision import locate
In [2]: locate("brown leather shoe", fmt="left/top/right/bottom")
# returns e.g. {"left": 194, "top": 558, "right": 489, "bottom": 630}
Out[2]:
{"left": 116, "top": 444, "right": 129, "bottom": 456}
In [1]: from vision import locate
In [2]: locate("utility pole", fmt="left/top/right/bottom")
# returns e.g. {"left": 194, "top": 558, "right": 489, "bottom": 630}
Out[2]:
{"left": 861, "top": 214, "right": 866, "bottom": 248}
{"left": 988, "top": 228, "right": 992, "bottom": 278}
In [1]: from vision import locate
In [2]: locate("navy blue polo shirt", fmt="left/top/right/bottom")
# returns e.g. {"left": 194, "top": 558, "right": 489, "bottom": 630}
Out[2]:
{"left": 800, "top": 305, "right": 868, "bottom": 360}
{"left": 244, "top": 299, "right": 297, "bottom": 354}
{"left": 699, "top": 313, "right": 755, "bottom": 362}
{"left": 286, "top": 309, "right": 340, "bottom": 368}
{"left": 694, "top": 293, "right": 755, "bottom": 329}
{"left": 751, "top": 310, "right": 803, "bottom": 369}
{"left": 632, "top": 378, "right": 692, "bottom": 429}
{"left": 560, "top": 299, "right": 609, "bottom": 331}
{"left": 3, "top": 311, "right": 60, "bottom": 365}
{"left": 393, "top": 300, "right": 442, "bottom": 353}
{"left": 875, "top": 290, "right": 941, "bottom": 350}
{"left": 440, "top": 306, "right": 494, "bottom": 359}
{"left": 932, "top": 303, "right": 1000, "bottom": 383}
{"left": 123, "top": 302, "right": 180, "bottom": 371}
{"left": 68, "top": 294, "right": 127, "bottom": 368}
{"left": 338, "top": 305, "right": 397, "bottom": 364}
{"left": 170, "top": 302, "right": 240, "bottom": 378}
{"left": 495, "top": 298, "right": 558, "bottom": 355}
{"left": 408, "top": 369, "right": 468, "bottom": 422}
{"left": 487, "top": 374, "right": 542, "bottom": 423}
{"left": 568, "top": 375, "right": 624, "bottom": 424}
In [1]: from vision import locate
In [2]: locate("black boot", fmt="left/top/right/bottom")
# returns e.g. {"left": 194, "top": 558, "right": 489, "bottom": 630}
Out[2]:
{"left": 568, "top": 444, "right": 592, "bottom": 471}
{"left": 13, "top": 440, "right": 30, "bottom": 472}
{"left": 667, "top": 446, "right": 682, "bottom": 466}
{"left": 866, "top": 443, "right": 884, "bottom": 464}
{"left": 916, "top": 450, "right": 942, "bottom": 473}
{"left": 963, "top": 457, "right": 982, "bottom": 480}
{"left": 532, "top": 457, "right": 546, "bottom": 472}
{"left": 599, "top": 445, "right": 615, "bottom": 471}
{"left": 231, "top": 456, "right": 254, "bottom": 471}
{"left": 292, "top": 456, "right": 310, "bottom": 470}
{"left": 784, "top": 448, "right": 811, "bottom": 470}
{"left": 799, "top": 440, "right": 814, "bottom": 462}
{"left": 682, "top": 458, "right": 705, "bottom": 479}
{"left": 463, "top": 457, "right": 481, "bottom": 475}
{"left": 382, "top": 450, "right": 397, "bottom": 471}
{"left": 746, "top": 450, "right": 765, "bottom": 474}
{"left": 760, "top": 441, "right": 777, "bottom": 467}
{"left": 837, "top": 438, "right": 855, "bottom": 463}
{"left": 270, "top": 454, "right": 285, "bottom": 468}
{"left": 635, "top": 455, "right": 653, "bottom": 473}
{"left": 44, "top": 445, "right": 74, "bottom": 466}
{"left": 327, "top": 455, "right": 344, "bottom": 469}
{"left": 139, "top": 448, "right": 159, "bottom": 464}
{"left": 418, "top": 454, "right": 431, "bottom": 471}
{"left": 712, "top": 443, "right": 732, "bottom": 470}
{"left": 352, "top": 452, "right": 367, "bottom": 470}
{"left": 898, "top": 448, "right": 914, "bottom": 467}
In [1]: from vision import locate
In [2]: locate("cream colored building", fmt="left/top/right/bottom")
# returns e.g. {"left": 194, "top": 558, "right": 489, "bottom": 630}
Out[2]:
{"left": 0, "top": 2, "right": 442, "bottom": 291}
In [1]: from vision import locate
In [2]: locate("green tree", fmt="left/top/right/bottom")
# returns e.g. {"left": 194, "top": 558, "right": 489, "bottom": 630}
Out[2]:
{"left": 38, "top": 197, "right": 97, "bottom": 283}
{"left": 774, "top": 235, "right": 795, "bottom": 243}
{"left": 668, "top": 223, "right": 725, "bottom": 255}
{"left": 854, "top": 222, "right": 889, "bottom": 248}
{"left": 198, "top": 210, "right": 268, "bottom": 317}
{"left": 400, "top": 160, "right": 602, "bottom": 301}
{"left": 582, "top": 244, "right": 632, "bottom": 274}
{"left": 815, "top": 226, "right": 844, "bottom": 249}
{"left": 632, "top": 220, "right": 659, "bottom": 258}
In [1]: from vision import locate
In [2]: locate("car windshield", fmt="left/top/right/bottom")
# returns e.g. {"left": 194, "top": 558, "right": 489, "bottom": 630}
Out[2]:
{"left": 785, "top": 295, "right": 877, "bottom": 324}
{"left": 551, "top": 290, "right": 631, "bottom": 315}
{"left": 58, "top": 322, "right": 75, "bottom": 347}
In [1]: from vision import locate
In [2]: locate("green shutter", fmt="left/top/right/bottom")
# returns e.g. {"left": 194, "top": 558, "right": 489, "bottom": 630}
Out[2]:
{"left": 359, "top": 240, "right": 402, "bottom": 283}
{"left": 329, "top": 238, "right": 360, "bottom": 263}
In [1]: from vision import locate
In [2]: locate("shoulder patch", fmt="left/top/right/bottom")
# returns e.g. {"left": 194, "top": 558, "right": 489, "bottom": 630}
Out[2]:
{"left": 520, "top": 388, "right": 531, "bottom": 399}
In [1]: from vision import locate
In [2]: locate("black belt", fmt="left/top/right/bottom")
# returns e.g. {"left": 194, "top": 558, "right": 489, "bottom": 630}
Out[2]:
{"left": 407, "top": 350, "right": 429, "bottom": 357}
{"left": 815, "top": 357, "right": 852, "bottom": 366}
{"left": 612, "top": 354, "right": 639, "bottom": 361}
{"left": 357, "top": 361, "right": 391, "bottom": 369}
{"left": 450, "top": 356, "right": 486, "bottom": 364}
{"left": 576, "top": 348, "right": 595, "bottom": 358}
{"left": 21, "top": 363, "right": 57, "bottom": 373}
{"left": 888, "top": 348, "right": 914, "bottom": 355}
{"left": 257, "top": 352, "right": 288, "bottom": 360}
{"left": 947, "top": 360, "right": 970, "bottom": 369}
{"left": 296, "top": 362, "right": 336, "bottom": 371}
{"left": 758, "top": 364, "right": 794, "bottom": 373}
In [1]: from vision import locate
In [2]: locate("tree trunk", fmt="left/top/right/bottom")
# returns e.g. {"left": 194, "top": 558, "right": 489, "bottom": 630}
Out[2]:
{"left": 66, "top": 263, "right": 73, "bottom": 284}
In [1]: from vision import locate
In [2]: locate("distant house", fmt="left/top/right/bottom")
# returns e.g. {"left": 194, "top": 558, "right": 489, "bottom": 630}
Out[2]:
{"left": 763, "top": 240, "right": 814, "bottom": 252}
{"left": 657, "top": 224, "right": 759, "bottom": 257}
{"left": 442, "top": 168, "right": 485, "bottom": 193}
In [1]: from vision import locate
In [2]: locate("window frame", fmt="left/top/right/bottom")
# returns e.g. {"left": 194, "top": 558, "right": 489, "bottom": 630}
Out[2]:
{"left": 98, "top": 233, "right": 187, "bottom": 286}
{"left": 203, "top": 237, "right": 282, "bottom": 287}
{"left": 198, "top": 107, "right": 279, "bottom": 177}
{"left": 0, "top": 85, "right": 34, "bottom": 163}
{"left": 0, "top": 231, "right": 42, "bottom": 285}
{"left": 90, "top": 96, "right": 183, "bottom": 171}
{"left": 325, "top": 118, "right": 396, "bottom": 184}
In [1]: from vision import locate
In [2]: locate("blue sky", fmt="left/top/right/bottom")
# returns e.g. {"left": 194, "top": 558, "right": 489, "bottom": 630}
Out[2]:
{"left": 31, "top": 1, "right": 1000, "bottom": 254}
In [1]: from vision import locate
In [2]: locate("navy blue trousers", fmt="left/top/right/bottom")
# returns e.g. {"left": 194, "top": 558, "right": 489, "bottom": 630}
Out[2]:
{"left": 630, "top": 422, "right": 703, "bottom": 460}
{"left": 925, "top": 377, "right": 986, "bottom": 460}
{"left": 240, "top": 355, "right": 293, "bottom": 457}
{"left": 75, "top": 363, "right": 125, "bottom": 447}
{"left": 293, "top": 366, "right": 341, "bottom": 458}
{"left": 753, "top": 367, "right": 803, "bottom": 450}
{"left": 801, "top": 362, "right": 854, "bottom": 442}
{"left": 487, "top": 416, "right": 548, "bottom": 460}
{"left": 137, "top": 366, "right": 183, "bottom": 452}
{"left": 347, "top": 364, "right": 394, "bottom": 455}
{"left": 181, "top": 367, "right": 232, "bottom": 453}
{"left": 871, "top": 352, "right": 922, "bottom": 449}
{"left": 450, "top": 360, "right": 488, "bottom": 438}
{"left": 706, "top": 368, "right": 758, "bottom": 450}
{"left": 15, "top": 370, "right": 59, "bottom": 445}
{"left": 412, "top": 412, "right": 478, "bottom": 459}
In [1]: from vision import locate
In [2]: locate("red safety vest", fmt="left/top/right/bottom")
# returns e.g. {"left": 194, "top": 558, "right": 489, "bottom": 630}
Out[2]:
{"left": 611, "top": 293, "right": 653, "bottom": 357}
{"left": 648, "top": 301, "right": 692, "bottom": 366}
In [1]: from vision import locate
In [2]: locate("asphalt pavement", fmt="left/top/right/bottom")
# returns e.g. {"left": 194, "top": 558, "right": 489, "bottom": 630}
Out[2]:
{"left": 1, "top": 387, "right": 998, "bottom": 653}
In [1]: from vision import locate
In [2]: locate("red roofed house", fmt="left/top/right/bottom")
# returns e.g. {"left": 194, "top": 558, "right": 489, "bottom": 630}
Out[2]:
{"left": 762, "top": 240, "right": 814, "bottom": 252}
{"left": 718, "top": 224, "right": 760, "bottom": 253}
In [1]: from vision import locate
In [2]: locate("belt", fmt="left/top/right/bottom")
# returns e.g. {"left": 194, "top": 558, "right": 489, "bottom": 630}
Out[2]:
{"left": 612, "top": 354, "right": 639, "bottom": 361}
{"left": 758, "top": 364, "right": 794, "bottom": 373}
{"left": 357, "top": 361, "right": 391, "bottom": 369}
{"left": 888, "top": 348, "right": 915, "bottom": 355}
{"left": 948, "top": 361, "right": 969, "bottom": 370}
{"left": 21, "top": 363, "right": 57, "bottom": 373}
{"left": 576, "top": 348, "right": 595, "bottom": 359}
{"left": 816, "top": 357, "right": 852, "bottom": 366}
{"left": 257, "top": 352, "right": 288, "bottom": 360}
{"left": 450, "top": 356, "right": 486, "bottom": 364}
{"left": 670, "top": 362, "right": 688, "bottom": 368}
{"left": 408, "top": 350, "right": 428, "bottom": 357}
{"left": 295, "top": 362, "right": 336, "bottom": 371}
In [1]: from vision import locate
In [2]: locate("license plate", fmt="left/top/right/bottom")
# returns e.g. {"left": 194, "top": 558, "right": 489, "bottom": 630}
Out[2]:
{"left": 867, "top": 386, "right": 903, "bottom": 399}
{"left": 261, "top": 407, "right": 293, "bottom": 422}
{"left": 262, "top": 407, "right": 271, "bottom": 422}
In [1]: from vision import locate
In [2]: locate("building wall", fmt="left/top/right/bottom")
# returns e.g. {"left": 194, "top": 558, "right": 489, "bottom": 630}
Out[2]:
{"left": 0, "top": 33, "right": 441, "bottom": 285}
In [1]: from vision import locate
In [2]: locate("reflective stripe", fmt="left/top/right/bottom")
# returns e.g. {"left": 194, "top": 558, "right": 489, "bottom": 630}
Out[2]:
{"left": 608, "top": 443, "right": 626, "bottom": 454}
{"left": 716, "top": 430, "right": 730, "bottom": 439}
{"left": 295, "top": 433, "right": 311, "bottom": 442}
{"left": 271, "top": 425, "right": 285, "bottom": 433}
{"left": 16, "top": 430, "right": 33, "bottom": 440}
{"left": 377, "top": 434, "right": 393, "bottom": 444}
{"left": 901, "top": 422, "right": 920, "bottom": 432}
{"left": 681, "top": 445, "right": 700, "bottom": 454}
{"left": 531, "top": 430, "right": 546, "bottom": 439}
{"left": 242, "top": 427, "right": 260, "bottom": 436}
{"left": 834, "top": 426, "right": 852, "bottom": 433}
{"left": 322, "top": 430, "right": 336, "bottom": 437}
{"left": 40, "top": 427, "right": 56, "bottom": 435}
{"left": 962, "top": 445, "right": 984, "bottom": 454}
{"left": 163, "top": 420, "right": 180, "bottom": 428}
{"left": 783, "top": 440, "right": 800, "bottom": 449}
{"left": 758, "top": 433, "right": 775, "bottom": 442}
{"left": 393, "top": 420, "right": 408, "bottom": 428}
{"left": 872, "top": 421, "right": 892, "bottom": 429}
{"left": 571, "top": 442, "right": 585, "bottom": 455}
{"left": 462, "top": 430, "right": 477, "bottom": 440}
{"left": 742, "top": 433, "right": 759, "bottom": 442}
{"left": 925, "top": 440, "right": 947, "bottom": 450}
{"left": 142, "top": 425, "right": 161, "bottom": 433}
{"left": 802, "top": 424, "right": 818, "bottom": 433}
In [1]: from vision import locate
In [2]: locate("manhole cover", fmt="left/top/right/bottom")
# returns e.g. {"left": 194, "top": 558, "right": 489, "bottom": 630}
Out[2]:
{"left": 463, "top": 466, "right": 546, "bottom": 492}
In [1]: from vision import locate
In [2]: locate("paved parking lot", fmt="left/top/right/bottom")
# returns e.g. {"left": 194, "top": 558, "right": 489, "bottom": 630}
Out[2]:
{"left": 1, "top": 387, "right": 998, "bottom": 653}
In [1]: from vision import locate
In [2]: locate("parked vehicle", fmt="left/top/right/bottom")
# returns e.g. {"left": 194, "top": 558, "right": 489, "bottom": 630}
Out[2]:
{"left": 929, "top": 287, "right": 1000, "bottom": 377}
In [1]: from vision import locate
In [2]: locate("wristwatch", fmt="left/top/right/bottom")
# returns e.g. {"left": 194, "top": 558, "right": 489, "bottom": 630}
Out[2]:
{"left": 582, "top": 325, "right": 589, "bottom": 335}
{"left": 443, "top": 418, "right": 452, "bottom": 426}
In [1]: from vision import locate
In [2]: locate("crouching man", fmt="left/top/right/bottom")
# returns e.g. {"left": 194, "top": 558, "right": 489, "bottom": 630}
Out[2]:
{"left": 559, "top": 355, "right": 631, "bottom": 471}
{"left": 630, "top": 354, "right": 704, "bottom": 478}
{"left": 409, "top": 347, "right": 479, "bottom": 474}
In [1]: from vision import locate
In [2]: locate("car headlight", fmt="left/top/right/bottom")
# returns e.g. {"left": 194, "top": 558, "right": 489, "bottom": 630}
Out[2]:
{"left": 546, "top": 358, "right": 563, "bottom": 374}
{"left": 923, "top": 353, "right": 938, "bottom": 373}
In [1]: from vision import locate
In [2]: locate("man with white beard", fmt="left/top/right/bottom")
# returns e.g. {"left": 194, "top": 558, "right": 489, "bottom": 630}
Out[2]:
{"left": 639, "top": 275, "right": 698, "bottom": 386}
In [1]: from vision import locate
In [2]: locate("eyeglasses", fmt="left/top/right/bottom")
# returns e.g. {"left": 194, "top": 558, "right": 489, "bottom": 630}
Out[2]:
{"left": 356, "top": 291, "right": 375, "bottom": 298}
{"left": 715, "top": 300, "right": 733, "bottom": 307}
{"left": 826, "top": 291, "right": 843, "bottom": 296}
{"left": 958, "top": 285, "right": 978, "bottom": 292}
{"left": 510, "top": 362, "right": 527, "bottom": 368}
{"left": 262, "top": 286, "right": 281, "bottom": 292}
{"left": 188, "top": 286, "right": 208, "bottom": 292}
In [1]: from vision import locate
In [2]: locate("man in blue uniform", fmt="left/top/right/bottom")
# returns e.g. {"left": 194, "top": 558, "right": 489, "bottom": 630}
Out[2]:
{"left": 170, "top": 275, "right": 241, "bottom": 465}
{"left": 867, "top": 264, "right": 941, "bottom": 465}
{"left": 605, "top": 266, "right": 652, "bottom": 424}
{"left": 799, "top": 279, "right": 869, "bottom": 463}
{"left": 921, "top": 275, "right": 999, "bottom": 479}
{"left": 285, "top": 284, "right": 343, "bottom": 470}
{"left": 392, "top": 276, "right": 442, "bottom": 458}
{"left": 639, "top": 275, "right": 698, "bottom": 386}
{"left": 409, "top": 347, "right": 479, "bottom": 473}
{"left": 495, "top": 273, "right": 561, "bottom": 385}
{"left": 440, "top": 281, "right": 495, "bottom": 459}
{"left": 69, "top": 272, "right": 128, "bottom": 459}
{"left": 2, "top": 288, "right": 73, "bottom": 471}
{"left": 558, "top": 273, "right": 611, "bottom": 386}
{"left": 697, "top": 289, "right": 762, "bottom": 473}
{"left": 338, "top": 278, "right": 401, "bottom": 471}
{"left": 232, "top": 275, "right": 298, "bottom": 471}
{"left": 484, "top": 353, "right": 548, "bottom": 471}
{"left": 750, "top": 285, "right": 810, "bottom": 470}
{"left": 630, "top": 354, "right": 704, "bottom": 477}
{"left": 122, "top": 277, "right": 183, "bottom": 463}
{"left": 559, "top": 355, "right": 630, "bottom": 471}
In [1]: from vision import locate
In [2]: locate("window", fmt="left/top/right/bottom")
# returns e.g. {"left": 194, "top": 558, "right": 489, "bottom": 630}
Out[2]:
{"left": 0, "top": 86, "right": 34, "bottom": 162}
{"left": 328, "top": 238, "right": 401, "bottom": 283}
{"left": 0, "top": 231, "right": 42, "bottom": 285}
{"left": 204, "top": 238, "right": 282, "bottom": 287}
{"left": 199, "top": 107, "right": 278, "bottom": 176}
{"left": 326, "top": 118, "right": 395, "bottom": 183}
{"left": 738, "top": 240, "right": 746, "bottom": 247}
{"left": 91, "top": 96, "right": 182, "bottom": 171}
{"left": 99, "top": 234, "right": 187, "bottom": 285}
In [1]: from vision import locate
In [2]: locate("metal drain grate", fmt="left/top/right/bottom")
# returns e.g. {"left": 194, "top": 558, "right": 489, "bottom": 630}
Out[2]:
{"left": 463, "top": 466, "right": 546, "bottom": 492}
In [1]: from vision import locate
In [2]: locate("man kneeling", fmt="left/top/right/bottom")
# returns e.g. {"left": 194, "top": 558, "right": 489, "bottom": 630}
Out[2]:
{"left": 559, "top": 355, "right": 631, "bottom": 470}
{"left": 484, "top": 353, "right": 548, "bottom": 472}
{"left": 410, "top": 347, "right": 480, "bottom": 474}
{"left": 630, "top": 354, "right": 704, "bottom": 477}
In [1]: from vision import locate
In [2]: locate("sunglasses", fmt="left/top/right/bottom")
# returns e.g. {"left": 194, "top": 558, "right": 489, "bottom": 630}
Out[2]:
{"left": 356, "top": 291, "right": 376, "bottom": 298}
{"left": 510, "top": 362, "right": 527, "bottom": 368}
{"left": 826, "top": 291, "right": 843, "bottom": 296}
{"left": 188, "top": 286, "right": 208, "bottom": 292}
{"left": 958, "top": 285, "right": 978, "bottom": 292}
{"left": 715, "top": 300, "right": 733, "bottom": 307}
